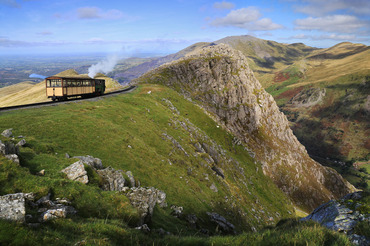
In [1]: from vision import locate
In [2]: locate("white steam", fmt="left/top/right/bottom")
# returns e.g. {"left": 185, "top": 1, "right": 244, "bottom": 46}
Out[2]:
{"left": 88, "top": 55, "right": 119, "bottom": 78}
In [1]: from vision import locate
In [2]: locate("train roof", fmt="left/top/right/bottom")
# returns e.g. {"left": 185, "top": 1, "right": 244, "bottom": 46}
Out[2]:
{"left": 46, "top": 75, "right": 105, "bottom": 80}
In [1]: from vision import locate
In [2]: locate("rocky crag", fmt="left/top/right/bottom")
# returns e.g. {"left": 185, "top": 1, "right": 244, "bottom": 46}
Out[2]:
{"left": 136, "top": 43, "right": 356, "bottom": 211}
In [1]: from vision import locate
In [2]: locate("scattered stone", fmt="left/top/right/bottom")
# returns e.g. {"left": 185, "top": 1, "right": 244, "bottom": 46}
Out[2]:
{"left": 0, "top": 193, "right": 34, "bottom": 222}
{"left": 1, "top": 128, "right": 13, "bottom": 138}
{"left": 41, "top": 206, "right": 77, "bottom": 222}
{"left": 126, "top": 171, "right": 136, "bottom": 187}
{"left": 5, "top": 154, "right": 19, "bottom": 164}
{"left": 170, "top": 205, "right": 183, "bottom": 218}
{"left": 0, "top": 140, "right": 18, "bottom": 156}
{"left": 65, "top": 153, "right": 70, "bottom": 158}
{"left": 37, "top": 169, "right": 45, "bottom": 176}
{"left": 210, "top": 183, "right": 218, "bottom": 192}
{"left": 73, "top": 155, "right": 103, "bottom": 170}
{"left": 207, "top": 212, "right": 235, "bottom": 234}
{"left": 125, "top": 187, "right": 167, "bottom": 225}
{"left": 61, "top": 161, "right": 88, "bottom": 184}
{"left": 211, "top": 166, "right": 225, "bottom": 179}
{"left": 16, "top": 139, "right": 26, "bottom": 147}
{"left": 135, "top": 224, "right": 150, "bottom": 233}
{"left": 96, "top": 167, "right": 126, "bottom": 191}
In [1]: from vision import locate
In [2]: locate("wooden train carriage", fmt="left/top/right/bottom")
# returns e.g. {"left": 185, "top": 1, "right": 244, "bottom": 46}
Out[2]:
{"left": 46, "top": 76, "right": 105, "bottom": 101}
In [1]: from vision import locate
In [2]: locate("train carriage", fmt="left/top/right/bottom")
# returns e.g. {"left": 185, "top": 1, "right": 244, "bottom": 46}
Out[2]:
{"left": 46, "top": 76, "right": 105, "bottom": 101}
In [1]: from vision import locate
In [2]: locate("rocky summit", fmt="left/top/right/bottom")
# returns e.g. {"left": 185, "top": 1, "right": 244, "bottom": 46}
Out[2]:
{"left": 137, "top": 43, "right": 356, "bottom": 211}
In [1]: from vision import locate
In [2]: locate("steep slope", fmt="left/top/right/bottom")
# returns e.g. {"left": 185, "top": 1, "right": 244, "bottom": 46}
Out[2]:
{"left": 0, "top": 70, "right": 122, "bottom": 107}
{"left": 0, "top": 83, "right": 295, "bottom": 234}
{"left": 267, "top": 42, "right": 370, "bottom": 163}
{"left": 136, "top": 44, "right": 355, "bottom": 211}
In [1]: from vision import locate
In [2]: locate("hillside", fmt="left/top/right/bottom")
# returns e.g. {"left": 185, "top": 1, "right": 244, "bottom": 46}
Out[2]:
{"left": 0, "top": 70, "right": 122, "bottom": 107}
{"left": 136, "top": 43, "right": 355, "bottom": 212}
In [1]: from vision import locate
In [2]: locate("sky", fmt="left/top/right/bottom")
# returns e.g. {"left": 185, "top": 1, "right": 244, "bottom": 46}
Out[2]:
{"left": 0, "top": 0, "right": 369, "bottom": 56}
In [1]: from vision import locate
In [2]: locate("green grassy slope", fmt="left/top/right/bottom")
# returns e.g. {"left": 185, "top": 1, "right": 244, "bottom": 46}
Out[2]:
{"left": 0, "top": 84, "right": 353, "bottom": 245}
{"left": 0, "top": 84, "right": 296, "bottom": 243}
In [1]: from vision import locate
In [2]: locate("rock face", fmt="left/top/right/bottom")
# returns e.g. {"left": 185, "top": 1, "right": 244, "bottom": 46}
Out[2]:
{"left": 61, "top": 161, "right": 88, "bottom": 184}
{"left": 207, "top": 212, "right": 235, "bottom": 234}
{"left": 0, "top": 193, "right": 33, "bottom": 222}
{"left": 73, "top": 155, "right": 104, "bottom": 170}
{"left": 302, "top": 192, "right": 369, "bottom": 246}
{"left": 287, "top": 88, "right": 326, "bottom": 108}
{"left": 138, "top": 43, "right": 355, "bottom": 211}
{"left": 125, "top": 187, "right": 167, "bottom": 225}
{"left": 96, "top": 167, "right": 127, "bottom": 191}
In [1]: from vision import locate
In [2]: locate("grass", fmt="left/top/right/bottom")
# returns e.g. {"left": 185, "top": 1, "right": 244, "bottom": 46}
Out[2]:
{"left": 0, "top": 84, "right": 298, "bottom": 243}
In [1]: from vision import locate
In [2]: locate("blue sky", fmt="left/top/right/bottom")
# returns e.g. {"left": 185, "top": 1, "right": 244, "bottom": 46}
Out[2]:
{"left": 0, "top": 0, "right": 369, "bottom": 55}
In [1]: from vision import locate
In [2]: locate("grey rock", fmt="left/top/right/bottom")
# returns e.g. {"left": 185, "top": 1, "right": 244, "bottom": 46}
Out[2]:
{"left": 0, "top": 140, "right": 19, "bottom": 156}
{"left": 40, "top": 206, "right": 77, "bottom": 222}
{"left": 125, "top": 187, "right": 167, "bottom": 225}
{"left": 0, "top": 193, "right": 33, "bottom": 222}
{"left": 73, "top": 155, "right": 103, "bottom": 170}
{"left": 61, "top": 161, "right": 88, "bottom": 184}
{"left": 135, "top": 224, "right": 150, "bottom": 233}
{"left": 186, "top": 214, "right": 198, "bottom": 228}
{"left": 96, "top": 167, "right": 126, "bottom": 191}
{"left": 36, "top": 169, "right": 45, "bottom": 176}
{"left": 65, "top": 153, "right": 70, "bottom": 158}
{"left": 212, "top": 166, "right": 225, "bottom": 179}
{"left": 126, "top": 171, "right": 135, "bottom": 187}
{"left": 5, "top": 154, "right": 19, "bottom": 164}
{"left": 210, "top": 183, "right": 218, "bottom": 192}
{"left": 170, "top": 205, "right": 183, "bottom": 218}
{"left": 1, "top": 128, "right": 13, "bottom": 138}
{"left": 207, "top": 212, "right": 235, "bottom": 234}
{"left": 16, "top": 139, "right": 26, "bottom": 147}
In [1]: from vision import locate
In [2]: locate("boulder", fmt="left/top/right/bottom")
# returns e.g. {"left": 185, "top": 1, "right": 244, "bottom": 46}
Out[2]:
{"left": 73, "top": 155, "right": 103, "bottom": 170}
{"left": 16, "top": 139, "right": 26, "bottom": 147}
{"left": 0, "top": 193, "right": 34, "bottom": 222}
{"left": 302, "top": 191, "right": 369, "bottom": 246}
{"left": 125, "top": 187, "right": 167, "bottom": 225}
{"left": 170, "top": 205, "right": 183, "bottom": 218}
{"left": 210, "top": 183, "right": 218, "bottom": 192}
{"left": 126, "top": 171, "right": 136, "bottom": 187}
{"left": 61, "top": 161, "right": 88, "bottom": 184}
{"left": 0, "top": 140, "right": 19, "bottom": 156}
{"left": 5, "top": 154, "right": 20, "bottom": 164}
{"left": 96, "top": 167, "right": 126, "bottom": 191}
{"left": 1, "top": 128, "right": 13, "bottom": 138}
{"left": 207, "top": 212, "right": 235, "bottom": 234}
{"left": 41, "top": 206, "right": 77, "bottom": 222}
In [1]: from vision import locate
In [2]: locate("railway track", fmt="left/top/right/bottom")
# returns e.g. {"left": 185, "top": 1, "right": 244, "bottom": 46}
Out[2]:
{"left": 0, "top": 85, "right": 137, "bottom": 112}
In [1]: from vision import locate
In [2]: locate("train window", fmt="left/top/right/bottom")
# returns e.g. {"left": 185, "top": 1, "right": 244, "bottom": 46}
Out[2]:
{"left": 48, "top": 79, "right": 61, "bottom": 87}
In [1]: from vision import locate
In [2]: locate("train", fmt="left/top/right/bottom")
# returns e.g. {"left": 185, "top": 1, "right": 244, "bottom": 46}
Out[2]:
{"left": 45, "top": 75, "right": 105, "bottom": 101}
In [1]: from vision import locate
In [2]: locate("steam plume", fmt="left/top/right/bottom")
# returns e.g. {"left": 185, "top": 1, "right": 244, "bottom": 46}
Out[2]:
{"left": 88, "top": 54, "right": 119, "bottom": 78}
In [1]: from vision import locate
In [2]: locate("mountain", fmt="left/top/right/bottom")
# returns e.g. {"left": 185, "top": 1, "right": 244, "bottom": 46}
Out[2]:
{"left": 136, "top": 43, "right": 355, "bottom": 212}
{"left": 112, "top": 42, "right": 210, "bottom": 84}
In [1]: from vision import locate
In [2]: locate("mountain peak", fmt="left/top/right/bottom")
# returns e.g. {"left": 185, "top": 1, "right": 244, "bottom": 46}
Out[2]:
{"left": 138, "top": 43, "right": 355, "bottom": 211}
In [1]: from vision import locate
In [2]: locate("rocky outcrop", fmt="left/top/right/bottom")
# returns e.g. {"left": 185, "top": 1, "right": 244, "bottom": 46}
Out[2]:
{"left": 207, "top": 212, "right": 235, "bottom": 234}
{"left": 287, "top": 88, "right": 326, "bottom": 108}
{"left": 0, "top": 193, "right": 34, "bottom": 222}
{"left": 96, "top": 167, "right": 127, "bottom": 191}
{"left": 61, "top": 161, "right": 88, "bottom": 184}
{"left": 138, "top": 43, "right": 355, "bottom": 211}
{"left": 1, "top": 128, "right": 13, "bottom": 138}
{"left": 302, "top": 192, "right": 369, "bottom": 246}
{"left": 125, "top": 187, "right": 167, "bottom": 225}
{"left": 73, "top": 155, "right": 104, "bottom": 170}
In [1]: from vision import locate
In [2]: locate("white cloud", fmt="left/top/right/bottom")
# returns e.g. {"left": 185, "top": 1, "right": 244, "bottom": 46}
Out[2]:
{"left": 295, "top": 0, "right": 370, "bottom": 16}
{"left": 37, "top": 31, "right": 53, "bottom": 36}
{"left": 291, "top": 33, "right": 359, "bottom": 41}
{"left": 210, "top": 7, "right": 283, "bottom": 31}
{"left": 0, "top": 0, "right": 20, "bottom": 8}
{"left": 295, "top": 15, "right": 366, "bottom": 33}
{"left": 77, "top": 7, "right": 124, "bottom": 20}
{"left": 213, "top": 1, "right": 235, "bottom": 10}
